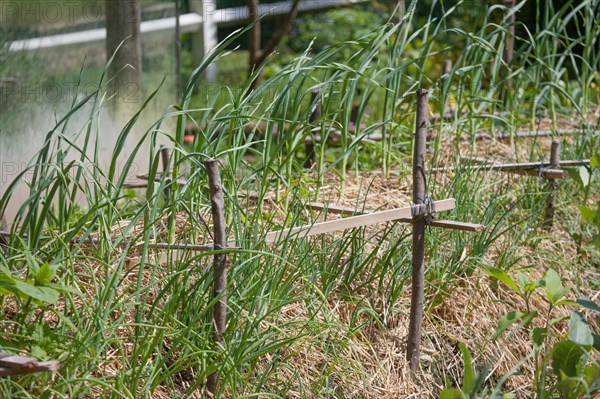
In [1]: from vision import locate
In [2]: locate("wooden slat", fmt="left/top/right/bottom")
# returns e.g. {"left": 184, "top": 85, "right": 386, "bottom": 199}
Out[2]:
{"left": 433, "top": 159, "right": 589, "bottom": 177}
{"left": 505, "top": 168, "right": 568, "bottom": 179}
{"left": 305, "top": 203, "right": 485, "bottom": 232}
{"left": 139, "top": 242, "right": 239, "bottom": 251}
{"left": 474, "top": 129, "right": 591, "bottom": 140}
{"left": 265, "top": 199, "right": 456, "bottom": 243}
{"left": 460, "top": 157, "right": 590, "bottom": 169}
{"left": 305, "top": 202, "right": 367, "bottom": 216}
{"left": 0, "top": 355, "right": 60, "bottom": 376}
{"left": 427, "top": 219, "right": 485, "bottom": 232}
{"left": 123, "top": 178, "right": 186, "bottom": 189}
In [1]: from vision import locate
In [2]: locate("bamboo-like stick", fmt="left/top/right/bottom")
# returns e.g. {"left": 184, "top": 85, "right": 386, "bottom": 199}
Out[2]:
{"left": 544, "top": 141, "right": 560, "bottom": 230}
{"left": 141, "top": 242, "right": 237, "bottom": 251}
{"left": 506, "top": 168, "right": 567, "bottom": 179}
{"left": 461, "top": 157, "right": 589, "bottom": 168}
{"left": 203, "top": 159, "right": 228, "bottom": 395}
{"left": 265, "top": 199, "right": 455, "bottom": 243}
{"left": 474, "top": 129, "right": 589, "bottom": 140}
{"left": 304, "top": 203, "right": 485, "bottom": 232}
{"left": 304, "top": 202, "right": 366, "bottom": 216}
{"left": 407, "top": 88, "right": 428, "bottom": 371}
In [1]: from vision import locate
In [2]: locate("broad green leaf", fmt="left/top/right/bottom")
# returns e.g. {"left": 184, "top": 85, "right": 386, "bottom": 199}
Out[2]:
{"left": 35, "top": 263, "right": 55, "bottom": 286}
{"left": 594, "top": 334, "right": 600, "bottom": 352}
{"left": 483, "top": 268, "right": 521, "bottom": 295}
{"left": 576, "top": 297, "right": 600, "bottom": 314}
{"left": 516, "top": 272, "right": 530, "bottom": 287}
{"left": 542, "top": 268, "right": 569, "bottom": 304}
{"left": 521, "top": 311, "right": 538, "bottom": 328}
{"left": 30, "top": 324, "right": 44, "bottom": 341}
{"left": 557, "top": 371, "right": 583, "bottom": 399}
{"left": 494, "top": 311, "right": 524, "bottom": 339}
{"left": 568, "top": 166, "right": 591, "bottom": 188}
{"left": 517, "top": 272, "right": 538, "bottom": 293}
{"left": 584, "top": 363, "right": 600, "bottom": 389}
{"left": 550, "top": 315, "right": 570, "bottom": 327}
{"left": 568, "top": 311, "right": 593, "bottom": 347}
{"left": 0, "top": 272, "right": 16, "bottom": 286}
{"left": 47, "top": 283, "right": 82, "bottom": 296}
{"left": 579, "top": 206, "right": 597, "bottom": 224}
{"left": 459, "top": 343, "right": 475, "bottom": 393}
{"left": 531, "top": 327, "right": 547, "bottom": 350}
{"left": 30, "top": 345, "right": 47, "bottom": 360}
{"left": 552, "top": 340, "right": 585, "bottom": 378}
{"left": 439, "top": 388, "right": 463, "bottom": 399}
{"left": 13, "top": 281, "right": 59, "bottom": 304}
{"left": 555, "top": 300, "right": 578, "bottom": 308}
{"left": 591, "top": 154, "right": 599, "bottom": 167}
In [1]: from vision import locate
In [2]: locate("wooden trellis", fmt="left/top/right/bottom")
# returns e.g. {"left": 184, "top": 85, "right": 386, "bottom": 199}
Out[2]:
{"left": 265, "top": 89, "right": 486, "bottom": 370}
{"left": 459, "top": 141, "right": 591, "bottom": 229}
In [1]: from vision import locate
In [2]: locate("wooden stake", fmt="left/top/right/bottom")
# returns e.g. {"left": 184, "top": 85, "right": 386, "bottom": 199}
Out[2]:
{"left": 407, "top": 88, "right": 428, "bottom": 371}
{"left": 544, "top": 140, "right": 560, "bottom": 230}
{"left": 443, "top": 59, "right": 452, "bottom": 76}
{"left": 203, "top": 159, "right": 228, "bottom": 395}
{"left": 304, "top": 87, "right": 321, "bottom": 168}
{"left": 160, "top": 146, "right": 172, "bottom": 174}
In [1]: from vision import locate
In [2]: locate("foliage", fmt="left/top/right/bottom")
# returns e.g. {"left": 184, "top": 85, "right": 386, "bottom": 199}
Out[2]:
{"left": 573, "top": 149, "right": 600, "bottom": 247}
{"left": 479, "top": 268, "right": 599, "bottom": 398}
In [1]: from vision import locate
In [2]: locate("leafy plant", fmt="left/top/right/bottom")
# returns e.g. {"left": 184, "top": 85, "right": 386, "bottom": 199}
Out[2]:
{"left": 483, "top": 267, "right": 600, "bottom": 398}
{"left": 576, "top": 151, "right": 600, "bottom": 248}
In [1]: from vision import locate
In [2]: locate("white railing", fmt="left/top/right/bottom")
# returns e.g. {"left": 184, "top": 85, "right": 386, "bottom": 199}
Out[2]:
{"left": 9, "top": 0, "right": 367, "bottom": 51}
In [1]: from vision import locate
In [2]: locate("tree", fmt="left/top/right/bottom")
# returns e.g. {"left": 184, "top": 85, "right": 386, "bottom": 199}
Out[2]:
{"left": 105, "top": 0, "right": 142, "bottom": 111}
{"left": 247, "top": 0, "right": 300, "bottom": 81}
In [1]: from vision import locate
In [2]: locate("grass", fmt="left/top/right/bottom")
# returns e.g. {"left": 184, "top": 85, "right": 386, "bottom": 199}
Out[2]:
{"left": 0, "top": 0, "right": 599, "bottom": 398}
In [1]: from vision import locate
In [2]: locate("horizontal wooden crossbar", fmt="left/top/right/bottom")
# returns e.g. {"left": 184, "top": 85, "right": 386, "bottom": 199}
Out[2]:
{"left": 305, "top": 202, "right": 485, "bottom": 232}
{"left": 265, "top": 199, "right": 456, "bottom": 243}
{"left": 461, "top": 156, "right": 590, "bottom": 170}
{"left": 433, "top": 158, "right": 588, "bottom": 179}
{"left": 135, "top": 242, "right": 239, "bottom": 251}
{"left": 305, "top": 202, "right": 368, "bottom": 216}
{"left": 505, "top": 168, "right": 568, "bottom": 179}
{"left": 0, "top": 354, "right": 59, "bottom": 377}
{"left": 474, "top": 129, "right": 593, "bottom": 141}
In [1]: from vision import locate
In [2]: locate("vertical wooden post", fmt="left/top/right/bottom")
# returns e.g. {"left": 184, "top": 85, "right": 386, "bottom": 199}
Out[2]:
{"left": 105, "top": 0, "right": 142, "bottom": 114}
{"left": 503, "top": 0, "right": 515, "bottom": 89}
{"left": 407, "top": 88, "right": 428, "bottom": 371}
{"left": 543, "top": 140, "right": 560, "bottom": 231}
{"left": 443, "top": 59, "right": 452, "bottom": 76}
{"left": 202, "top": 159, "right": 228, "bottom": 394}
{"left": 160, "top": 146, "right": 172, "bottom": 175}
{"left": 304, "top": 87, "right": 321, "bottom": 168}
